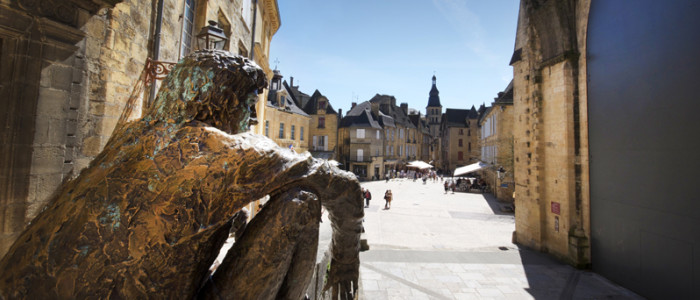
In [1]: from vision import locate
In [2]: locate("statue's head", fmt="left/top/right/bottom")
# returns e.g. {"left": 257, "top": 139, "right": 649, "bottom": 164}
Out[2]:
{"left": 147, "top": 50, "right": 268, "bottom": 134}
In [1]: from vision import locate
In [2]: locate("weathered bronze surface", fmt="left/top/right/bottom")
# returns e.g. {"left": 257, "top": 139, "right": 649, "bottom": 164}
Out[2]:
{"left": 0, "top": 50, "right": 363, "bottom": 299}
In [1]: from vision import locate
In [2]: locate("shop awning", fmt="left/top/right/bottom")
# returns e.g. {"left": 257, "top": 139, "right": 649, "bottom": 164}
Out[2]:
{"left": 407, "top": 160, "right": 433, "bottom": 169}
{"left": 453, "top": 162, "right": 490, "bottom": 177}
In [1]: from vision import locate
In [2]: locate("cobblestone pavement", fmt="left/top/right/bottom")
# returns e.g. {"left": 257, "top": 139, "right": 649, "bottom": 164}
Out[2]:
{"left": 356, "top": 178, "right": 644, "bottom": 300}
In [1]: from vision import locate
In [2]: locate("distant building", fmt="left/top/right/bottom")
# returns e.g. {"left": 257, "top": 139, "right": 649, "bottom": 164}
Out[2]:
{"left": 440, "top": 107, "right": 481, "bottom": 172}
{"left": 369, "top": 94, "right": 416, "bottom": 170}
{"left": 478, "top": 81, "right": 514, "bottom": 201}
{"left": 408, "top": 113, "right": 432, "bottom": 163}
{"left": 265, "top": 69, "right": 310, "bottom": 152}
{"left": 338, "top": 102, "right": 384, "bottom": 180}
{"left": 426, "top": 75, "right": 443, "bottom": 137}
{"left": 301, "top": 90, "right": 339, "bottom": 160}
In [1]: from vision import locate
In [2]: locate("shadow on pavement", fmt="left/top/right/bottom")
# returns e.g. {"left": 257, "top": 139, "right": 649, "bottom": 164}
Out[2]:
{"left": 478, "top": 192, "right": 513, "bottom": 216}
{"left": 517, "top": 246, "right": 644, "bottom": 299}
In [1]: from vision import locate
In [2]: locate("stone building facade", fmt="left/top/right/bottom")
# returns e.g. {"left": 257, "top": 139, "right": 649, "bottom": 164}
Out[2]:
{"left": 510, "top": 0, "right": 591, "bottom": 268}
{"left": 512, "top": 1, "right": 700, "bottom": 298}
{"left": 338, "top": 102, "right": 384, "bottom": 180}
{"left": 0, "top": 0, "right": 279, "bottom": 256}
{"left": 265, "top": 69, "right": 309, "bottom": 152}
{"left": 440, "top": 107, "right": 482, "bottom": 172}
{"left": 478, "top": 81, "right": 514, "bottom": 202}
{"left": 303, "top": 90, "right": 339, "bottom": 158}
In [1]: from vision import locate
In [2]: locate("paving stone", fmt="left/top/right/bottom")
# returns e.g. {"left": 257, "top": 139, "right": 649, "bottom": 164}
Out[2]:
{"left": 357, "top": 180, "right": 643, "bottom": 300}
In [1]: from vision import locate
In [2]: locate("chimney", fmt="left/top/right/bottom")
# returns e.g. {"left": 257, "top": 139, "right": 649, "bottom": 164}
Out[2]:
{"left": 351, "top": 102, "right": 357, "bottom": 109}
{"left": 370, "top": 102, "right": 379, "bottom": 117}
{"left": 338, "top": 108, "right": 343, "bottom": 118}
{"left": 400, "top": 103, "right": 408, "bottom": 115}
{"left": 290, "top": 76, "right": 294, "bottom": 87}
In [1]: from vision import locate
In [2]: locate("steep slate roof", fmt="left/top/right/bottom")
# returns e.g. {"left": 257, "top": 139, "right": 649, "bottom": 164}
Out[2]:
{"left": 444, "top": 108, "right": 471, "bottom": 127}
{"left": 285, "top": 81, "right": 311, "bottom": 108}
{"left": 408, "top": 114, "right": 431, "bottom": 134}
{"left": 495, "top": 80, "right": 514, "bottom": 104}
{"left": 376, "top": 111, "right": 396, "bottom": 128}
{"left": 302, "top": 90, "right": 338, "bottom": 115}
{"left": 339, "top": 101, "right": 382, "bottom": 129}
{"left": 427, "top": 75, "right": 442, "bottom": 107}
{"left": 267, "top": 88, "right": 309, "bottom": 117}
{"left": 479, "top": 80, "right": 514, "bottom": 124}
{"left": 368, "top": 94, "right": 416, "bottom": 129}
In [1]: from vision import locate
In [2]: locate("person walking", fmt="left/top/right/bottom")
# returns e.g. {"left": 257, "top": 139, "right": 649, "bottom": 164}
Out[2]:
{"left": 384, "top": 190, "right": 393, "bottom": 209}
{"left": 444, "top": 180, "right": 449, "bottom": 194}
{"left": 364, "top": 188, "right": 372, "bottom": 207}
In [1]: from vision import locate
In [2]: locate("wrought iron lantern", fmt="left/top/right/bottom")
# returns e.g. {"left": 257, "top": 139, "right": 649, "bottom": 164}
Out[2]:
{"left": 196, "top": 20, "right": 228, "bottom": 50}
{"left": 497, "top": 166, "right": 506, "bottom": 179}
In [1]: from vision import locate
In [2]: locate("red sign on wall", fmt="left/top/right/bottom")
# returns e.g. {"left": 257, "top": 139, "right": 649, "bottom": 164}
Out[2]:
{"left": 551, "top": 202, "right": 561, "bottom": 215}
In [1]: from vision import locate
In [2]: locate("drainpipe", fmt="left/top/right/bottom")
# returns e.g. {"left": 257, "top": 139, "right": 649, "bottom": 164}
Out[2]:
{"left": 249, "top": 0, "right": 258, "bottom": 60}
{"left": 148, "top": 0, "right": 165, "bottom": 107}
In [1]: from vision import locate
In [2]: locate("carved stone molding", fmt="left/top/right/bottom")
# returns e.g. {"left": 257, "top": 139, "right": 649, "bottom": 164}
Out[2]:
{"left": 12, "top": 0, "right": 124, "bottom": 27}
{"left": 14, "top": 0, "right": 77, "bottom": 26}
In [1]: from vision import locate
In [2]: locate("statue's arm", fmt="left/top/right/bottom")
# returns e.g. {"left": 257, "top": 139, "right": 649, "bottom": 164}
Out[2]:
{"left": 214, "top": 133, "right": 363, "bottom": 297}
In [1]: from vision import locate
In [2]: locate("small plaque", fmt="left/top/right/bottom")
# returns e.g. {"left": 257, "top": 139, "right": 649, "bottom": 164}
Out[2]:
{"left": 551, "top": 202, "right": 561, "bottom": 215}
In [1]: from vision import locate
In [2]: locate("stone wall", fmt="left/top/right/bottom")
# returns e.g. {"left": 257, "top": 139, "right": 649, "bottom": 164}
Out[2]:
{"left": 266, "top": 107, "right": 311, "bottom": 152}
{"left": 511, "top": 0, "right": 591, "bottom": 267}
{"left": 0, "top": 0, "right": 279, "bottom": 257}
{"left": 309, "top": 113, "right": 338, "bottom": 152}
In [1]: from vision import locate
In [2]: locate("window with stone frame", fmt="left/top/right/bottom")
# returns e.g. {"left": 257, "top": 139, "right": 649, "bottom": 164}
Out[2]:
{"left": 241, "top": 0, "right": 252, "bottom": 28}
{"left": 291, "top": 125, "right": 295, "bottom": 140}
{"left": 318, "top": 100, "right": 327, "bottom": 110}
{"left": 356, "top": 129, "right": 365, "bottom": 139}
{"left": 459, "top": 139, "right": 463, "bottom": 147}
{"left": 180, "top": 0, "right": 197, "bottom": 58}
{"left": 265, "top": 120, "right": 269, "bottom": 137}
{"left": 300, "top": 126, "right": 304, "bottom": 141}
{"left": 458, "top": 151, "right": 464, "bottom": 161}
{"left": 279, "top": 123, "right": 285, "bottom": 139}
{"left": 318, "top": 116, "right": 325, "bottom": 128}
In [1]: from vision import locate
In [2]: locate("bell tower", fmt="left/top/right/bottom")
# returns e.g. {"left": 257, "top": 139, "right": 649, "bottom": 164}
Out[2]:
{"left": 426, "top": 75, "right": 442, "bottom": 136}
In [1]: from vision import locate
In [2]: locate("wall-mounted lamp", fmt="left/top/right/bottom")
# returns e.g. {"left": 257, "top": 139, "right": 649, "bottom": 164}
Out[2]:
{"left": 196, "top": 20, "right": 228, "bottom": 50}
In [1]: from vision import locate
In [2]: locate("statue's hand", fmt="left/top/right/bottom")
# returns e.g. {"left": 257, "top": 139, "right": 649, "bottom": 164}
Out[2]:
{"left": 325, "top": 258, "right": 359, "bottom": 300}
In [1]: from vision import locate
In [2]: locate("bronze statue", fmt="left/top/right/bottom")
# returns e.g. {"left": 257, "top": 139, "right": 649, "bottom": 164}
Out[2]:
{"left": 0, "top": 50, "right": 363, "bottom": 299}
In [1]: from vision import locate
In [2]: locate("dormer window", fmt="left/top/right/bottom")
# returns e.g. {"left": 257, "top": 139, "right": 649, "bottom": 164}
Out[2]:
{"left": 319, "top": 100, "right": 327, "bottom": 110}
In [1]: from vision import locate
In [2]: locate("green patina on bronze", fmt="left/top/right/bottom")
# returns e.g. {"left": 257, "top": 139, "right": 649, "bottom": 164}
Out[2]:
{"left": 0, "top": 50, "right": 363, "bottom": 299}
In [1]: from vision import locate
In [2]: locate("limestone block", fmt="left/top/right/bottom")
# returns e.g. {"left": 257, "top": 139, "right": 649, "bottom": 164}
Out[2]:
{"left": 33, "top": 118, "right": 66, "bottom": 145}
{"left": 105, "top": 102, "right": 124, "bottom": 117}
{"left": 82, "top": 135, "right": 103, "bottom": 156}
{"left": 89, "top": 101, "right": 105, "bottom": 116}
{"left": 26, "top": 173, "right": 64, "bottom": 219}
{"left": 83, "top": 17, "right": 106, "bottom": 38}
{"left": 29, "top": 146, "right": 65, "bottom": 175}
{"left": 65, "top": 118, "right": 78, "bottom": 137}
{"left": 49, "top": 65, "right": 73, "bottom": 91}
{"left": 96, "top": 117, "right": 119, "bottom": 137}
{"left": 69, "top": 84, "right": 83, "bottom": 109}
{"left": 85, "top": 37, "right": 101, "bottom": 60}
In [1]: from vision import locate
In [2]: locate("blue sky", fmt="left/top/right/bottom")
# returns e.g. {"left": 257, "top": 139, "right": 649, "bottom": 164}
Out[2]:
{"left": 269, "top": 0, "right": 520, "bottom": 115}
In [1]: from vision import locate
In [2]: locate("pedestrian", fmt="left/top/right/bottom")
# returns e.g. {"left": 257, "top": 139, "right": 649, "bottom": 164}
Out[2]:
{"left": 364, "top": 188, "right": 372, "bottom": 207}
{"left": 444, "top": 180, "right": 449, "bottom": 194}
{"left": 451, "top": 180, "right": 456, "bottom": 194}
{"left": 361, "top": 188, "right": 366, "bottom": 206}
{"left": 384, "top": 189, "right": 392, "bottom": 209}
